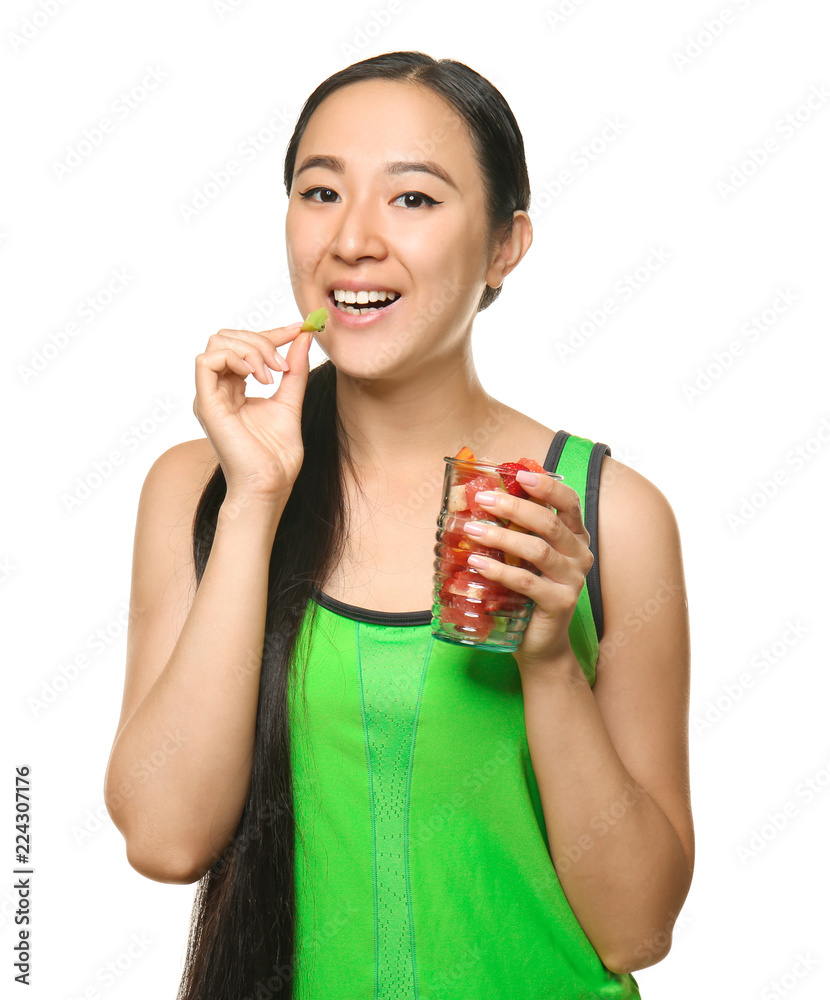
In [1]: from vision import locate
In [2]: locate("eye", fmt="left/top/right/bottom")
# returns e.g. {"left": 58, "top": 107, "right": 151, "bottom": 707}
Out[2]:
{"left": 298, "top": 187, "right": 340, "bottom": 203}
{"left": 393, "top": 191, "right": 442, "bottom": 209}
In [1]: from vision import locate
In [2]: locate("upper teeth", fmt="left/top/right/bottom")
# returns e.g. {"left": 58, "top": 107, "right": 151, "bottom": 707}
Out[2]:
{"left": 333, "top": 289, "right": 400, "bottom": 304}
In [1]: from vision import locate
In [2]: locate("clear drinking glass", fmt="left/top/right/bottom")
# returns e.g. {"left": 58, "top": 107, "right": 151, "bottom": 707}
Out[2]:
{"left": 431, "top": 456, "right": 563, "bottom": 653}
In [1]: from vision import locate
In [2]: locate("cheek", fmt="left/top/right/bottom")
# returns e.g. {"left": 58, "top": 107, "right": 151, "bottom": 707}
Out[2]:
{"left": 416, "top": 221, "right": 491, "bottom": 303}
{"left": 399, "top": 216, "right": 484, "bottom": 275}
{"left": 284, "top": 212, "right": 300, "bottom": 264}
{"left": 286, "top": 214, "right": 324, "bottom": 282}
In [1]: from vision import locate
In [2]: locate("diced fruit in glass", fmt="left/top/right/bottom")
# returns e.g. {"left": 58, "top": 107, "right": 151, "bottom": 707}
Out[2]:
{"left": 465, "top": 474, "right": 502, "bottom": 515}
{"left": 448, "top": 484, "right": 470, "bottom": 512}
{"left": 439, "top": 606, "right": 491, "bottom": 639}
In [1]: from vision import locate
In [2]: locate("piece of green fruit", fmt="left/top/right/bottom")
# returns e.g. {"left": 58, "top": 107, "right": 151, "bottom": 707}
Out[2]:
{"left": 300, "top": 307, "right": 328, "bottom": 332}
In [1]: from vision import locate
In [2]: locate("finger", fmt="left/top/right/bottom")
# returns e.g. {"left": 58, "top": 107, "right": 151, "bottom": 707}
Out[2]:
{"left": 207, "top": 332, "right": 287, "bottom": 380}
{"left": 473, "top": 487, "right": 588, "bottom": 552}
{"left": 209, "top": 332, "right": 291, "bottom": 383}
{"left": 195, "top": 348, "right": 258, "bottom": 399}
{"left": 266, "top": 329, "right": 314, "bottom": 415}
{"left": 465, "top": 549, "right": 566, "bottom": 606}
{"left": 244, "top": 323, "right": 305, "bottom": 368}
{"left": 211, "top": 320, "right": 303, "bottom": 346}
{"left": 514, "top": 472, "right": 588, "bottom": 538}
{"left": 244, "top": 320, "right": 311, "bottom": 373}
{"left": 254, "top": 320, "right": 306, "bottom": 351}
{"left": 463, "top": 511, "right": 587, "bottom": 566}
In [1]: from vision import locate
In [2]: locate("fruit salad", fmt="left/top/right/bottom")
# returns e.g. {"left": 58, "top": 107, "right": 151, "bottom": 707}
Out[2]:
{"left": 433, "top": 446, "right": 552, "bottom": 647}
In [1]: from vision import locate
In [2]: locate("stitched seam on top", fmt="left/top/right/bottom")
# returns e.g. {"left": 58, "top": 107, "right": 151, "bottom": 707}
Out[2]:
{"left": 403, "top": 633, "right": 433, "bottom": 998}
{"left": 355, "top": 620, "right": 380, "bottom": 999}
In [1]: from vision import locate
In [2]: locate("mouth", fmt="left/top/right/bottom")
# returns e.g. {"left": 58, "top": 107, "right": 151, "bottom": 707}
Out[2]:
{"left": 330, "top": 287, "right": 402, "bottom": 317}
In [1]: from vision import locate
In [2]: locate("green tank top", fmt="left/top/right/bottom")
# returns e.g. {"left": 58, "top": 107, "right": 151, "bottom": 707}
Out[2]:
{"left": 287, "top": 433, "right": 641, "bottom": 998}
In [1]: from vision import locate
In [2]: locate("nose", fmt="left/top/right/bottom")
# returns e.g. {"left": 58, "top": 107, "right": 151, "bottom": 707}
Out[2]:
{"left": 327, "top": 196, "right": 388, "bottom": 265}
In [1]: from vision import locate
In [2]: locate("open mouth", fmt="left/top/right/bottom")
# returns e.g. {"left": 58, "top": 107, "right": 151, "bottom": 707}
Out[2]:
{"left": 330, "top": 288, "right": 401, "bottom": 316}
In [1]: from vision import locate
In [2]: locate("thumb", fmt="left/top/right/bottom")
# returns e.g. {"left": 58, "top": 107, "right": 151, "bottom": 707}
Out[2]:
{"left": 269, "top": 330, "right": 314, "bottom": 412}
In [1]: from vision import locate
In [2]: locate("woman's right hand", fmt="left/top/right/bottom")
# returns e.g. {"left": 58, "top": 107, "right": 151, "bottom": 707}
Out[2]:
{"left": 193, "top": 321, "right": 315, "bottom": 502}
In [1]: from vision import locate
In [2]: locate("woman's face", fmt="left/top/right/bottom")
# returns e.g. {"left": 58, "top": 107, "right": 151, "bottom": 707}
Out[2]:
{"left": 284, "top": 78, "right": 506, "bottom": 380}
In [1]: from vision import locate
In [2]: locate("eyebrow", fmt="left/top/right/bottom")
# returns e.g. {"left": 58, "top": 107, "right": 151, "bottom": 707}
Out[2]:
{"left": 293, "top": 155, "right": 457, "bottom": 191}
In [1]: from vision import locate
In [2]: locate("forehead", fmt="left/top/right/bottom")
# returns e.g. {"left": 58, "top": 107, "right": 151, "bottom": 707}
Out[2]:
{"left": 296, "top": 78, "right": 478, "bottom": 180}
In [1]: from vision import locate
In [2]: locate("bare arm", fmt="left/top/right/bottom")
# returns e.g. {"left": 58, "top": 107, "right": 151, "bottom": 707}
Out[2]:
{"left": 104, "top": 318, "right": 313, "bottom": 883}
{"left": 103, "top": 439, "right": 288, "bottom": 883}
{"left": 517, "top": 458, "right": 693, "bottom": 973}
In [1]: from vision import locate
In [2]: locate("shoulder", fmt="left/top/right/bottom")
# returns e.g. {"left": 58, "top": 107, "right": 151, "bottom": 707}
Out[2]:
{"left": 135, "top": 438, "right": 220, "bottom": 544}
{"left": 590, "top": 454, "right": 693, "bottom": 875}
{"left": 141, "top": 437, "right": 218, "bottom": 501}
{"left": 596, "top": 455, "right": 682, "bottom": 560}
{"left": 593, "top": 452, "right": 689, "bottom": 694}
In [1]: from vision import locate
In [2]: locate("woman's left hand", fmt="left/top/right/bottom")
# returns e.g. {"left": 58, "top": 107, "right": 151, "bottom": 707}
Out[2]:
{"left": 464, "top": 471, "right": 593, "bottom": 672}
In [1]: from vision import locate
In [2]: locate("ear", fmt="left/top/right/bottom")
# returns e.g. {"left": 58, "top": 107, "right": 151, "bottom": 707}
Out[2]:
{"left": 484, "top": 211, "right": 533, "bottom": 289}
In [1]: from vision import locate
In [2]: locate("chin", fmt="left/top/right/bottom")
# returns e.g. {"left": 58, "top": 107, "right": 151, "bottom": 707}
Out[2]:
{"left": 327, "top": 348, "right": 411, "bottom": 388}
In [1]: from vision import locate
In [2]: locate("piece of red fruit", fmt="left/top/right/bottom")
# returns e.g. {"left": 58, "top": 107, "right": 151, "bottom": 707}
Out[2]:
{"left": 465, "top": 472, "right": 502, "bottom": 515}
{"left": 439, "top": 605, "right": 491, "bottom": 639}
{"left": 496, "top": 462, "right": 531, "bottom": 499}
{"left": 517, "top": 457, "right": 545, "bottom": 474}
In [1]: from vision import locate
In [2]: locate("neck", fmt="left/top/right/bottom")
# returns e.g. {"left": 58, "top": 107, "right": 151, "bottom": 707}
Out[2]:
{"left": 334, "top": 353, "right": 513, "bottom": 474}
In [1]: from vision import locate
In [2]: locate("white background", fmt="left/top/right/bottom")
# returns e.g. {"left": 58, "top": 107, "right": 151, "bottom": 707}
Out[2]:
{"left": 2, "top": 0, "right": 829, "bottom": 997}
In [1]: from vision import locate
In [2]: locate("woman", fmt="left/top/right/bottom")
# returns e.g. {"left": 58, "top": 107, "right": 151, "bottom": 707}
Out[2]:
{"left": 104, "top": 51, "right": 693, "bottom": 999}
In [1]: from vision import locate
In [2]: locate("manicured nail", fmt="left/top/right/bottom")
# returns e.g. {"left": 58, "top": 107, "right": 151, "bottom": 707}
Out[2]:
{"left": 516, "top": 471, "right": 539, "bottom": 486}
{"left": 467, "top": 554, "right": 490, "bottom": 568}
{"left": 475, "top": 491, "right": 498, "bottom": 505}
{"left": 463, "top": 521, "right": 488, "bottom": 536}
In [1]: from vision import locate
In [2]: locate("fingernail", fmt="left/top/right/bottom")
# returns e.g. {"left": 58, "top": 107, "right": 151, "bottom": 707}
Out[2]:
{"left": 463, "top": 521, "right": 488, "bottom": 536}
{"left": 475, "top": 491, "right": 498, "bottom": 505}
{"left": 516, "top": 471, "right": 538, "bottom": 486}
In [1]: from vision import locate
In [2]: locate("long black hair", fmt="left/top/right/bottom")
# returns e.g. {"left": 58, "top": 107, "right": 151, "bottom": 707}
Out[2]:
{"left": 177, "top": 50, "right": 530, "bottom": 999}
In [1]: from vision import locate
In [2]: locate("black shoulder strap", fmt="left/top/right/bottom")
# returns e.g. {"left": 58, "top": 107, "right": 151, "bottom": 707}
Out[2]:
{"left": 585, "top": 441, "right": 610, "bottom": 642}
{"left": 543, "top": 431, "right": 610, "bottom": 643}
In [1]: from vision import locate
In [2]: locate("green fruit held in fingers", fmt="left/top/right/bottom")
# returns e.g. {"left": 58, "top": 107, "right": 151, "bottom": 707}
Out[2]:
{"left": 300, "top": 307, "right": 328, "bottom": 332}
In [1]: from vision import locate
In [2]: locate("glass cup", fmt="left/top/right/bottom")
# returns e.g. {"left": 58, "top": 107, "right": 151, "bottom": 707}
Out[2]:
{"left": 431, "top": 456, "right": 564, "bottom": 653}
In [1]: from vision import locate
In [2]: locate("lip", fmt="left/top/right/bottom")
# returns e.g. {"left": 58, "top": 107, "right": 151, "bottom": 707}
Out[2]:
{"left": 326, "top": 289, "right": 402, "bottom": 329}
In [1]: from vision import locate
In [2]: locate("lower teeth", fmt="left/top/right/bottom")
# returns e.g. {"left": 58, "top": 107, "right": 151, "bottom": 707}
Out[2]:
{"left": 341, "top": 305, "right": 377, "bottom": 314}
